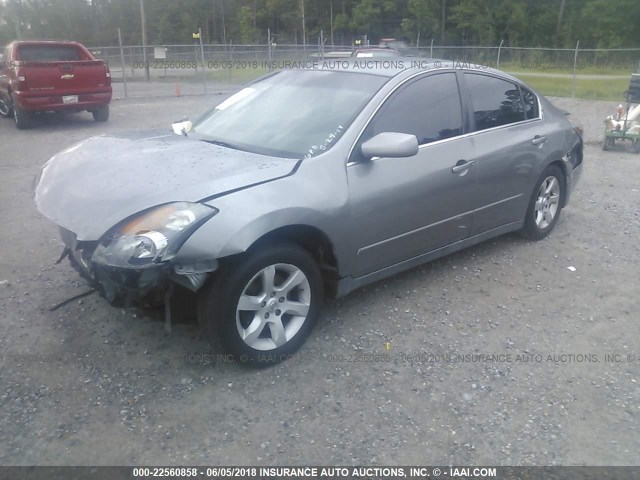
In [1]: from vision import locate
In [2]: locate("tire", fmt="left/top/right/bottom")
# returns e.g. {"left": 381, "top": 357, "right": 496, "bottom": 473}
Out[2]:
{"left": 13, "top": 102, "right": 32, "bottom": 129}
{"left": 521, "top": 165, "right": 565, "bottom": 241}
{"left": 0, "top": 96, "right": 12, "bottom": 118}
{"left": 197, "top": 242, "right": 323, "bottom": 366}
{"left": 92, "top": 105, "right": 109, "bottom": 122}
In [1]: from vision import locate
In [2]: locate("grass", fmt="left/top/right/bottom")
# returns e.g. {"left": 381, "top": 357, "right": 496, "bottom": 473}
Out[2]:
{"left": 511, "top": 73, "right": 630, "bottom": 101}
{"left": 118, "top": 62, "right": 633, "bottom": 101}
{"left": 499, "top": 60, "right": 634, "bottom": 77}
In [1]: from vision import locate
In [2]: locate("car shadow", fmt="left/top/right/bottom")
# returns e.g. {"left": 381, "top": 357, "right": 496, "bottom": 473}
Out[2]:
{"left": 25, "top": 110, "right": 105, "bottom": 131}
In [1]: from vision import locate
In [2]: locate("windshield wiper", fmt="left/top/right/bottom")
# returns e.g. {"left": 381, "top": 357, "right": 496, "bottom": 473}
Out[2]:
{"left": 201, "top": 138, "right": 248, "bottom": 152}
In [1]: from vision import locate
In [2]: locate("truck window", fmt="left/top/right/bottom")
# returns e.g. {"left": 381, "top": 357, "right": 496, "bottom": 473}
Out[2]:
{"left": 18, "top": 45, "right": 83, "bottom": 62}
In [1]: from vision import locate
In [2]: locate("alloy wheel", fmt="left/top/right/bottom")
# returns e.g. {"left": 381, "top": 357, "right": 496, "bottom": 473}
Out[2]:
{"left": 235, "top": 263, "right": 311, "bottom": 351}
{"left": 534, "top": 176, "right": 560, "bottom": 229}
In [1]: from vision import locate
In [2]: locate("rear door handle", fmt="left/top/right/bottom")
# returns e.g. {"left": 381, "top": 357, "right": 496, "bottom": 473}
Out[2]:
{"left": 532, "top": 135, "right": 547, "bottom": 145}
{"left": 452, "top": 159, "right": 475, "bottom": 174}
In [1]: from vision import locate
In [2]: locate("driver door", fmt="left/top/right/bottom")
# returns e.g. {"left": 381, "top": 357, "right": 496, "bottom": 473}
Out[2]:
{"left": 347, "top": 72, "right": 478, "bottom": 277}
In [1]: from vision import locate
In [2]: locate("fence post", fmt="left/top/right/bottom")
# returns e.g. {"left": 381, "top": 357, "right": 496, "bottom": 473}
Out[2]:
{"left": 496, "top": 39, "right": 504, "bottom": 68}
{"left": 117, "top": 28, "right": 128, "bottom": 99}
{"left": 130, "top": 47, "right": 135, "bottom": 78}
{"left": 267, "top": 28, "right": 272, "bottom": 71}
{"left": 572, "top": 40, "right": 580, "bottom": 98}
{"left": 199, "top": 27, "right": 207, "bottom": 94}
{"left": 430, "top": 38, "right": 434, "bottom": 58}
{"left": 228, "top": 40, "right": 233, "bottom": 85}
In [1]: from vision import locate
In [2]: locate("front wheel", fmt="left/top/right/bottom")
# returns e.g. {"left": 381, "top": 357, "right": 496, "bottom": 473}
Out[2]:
{"left": 198, "top": 242, "right": 323, "bottom": 366}
{"left": 521, "top": 165, "right": 564, "bottom": 240}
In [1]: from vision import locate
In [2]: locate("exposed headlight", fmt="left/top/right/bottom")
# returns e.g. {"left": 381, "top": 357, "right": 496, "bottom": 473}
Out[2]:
{"left": 92, "top": 202, "right": 218, "bottom": 268}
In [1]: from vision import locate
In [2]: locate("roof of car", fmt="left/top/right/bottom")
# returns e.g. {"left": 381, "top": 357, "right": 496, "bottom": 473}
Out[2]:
{"left": 315, "top": 58, "right": 522, "bottom": 83}
{"left": 354, "top": 47, "right": 398, "bottom": 52}
{"left": 8, "top": 40, "right": 83, "bottom": 47}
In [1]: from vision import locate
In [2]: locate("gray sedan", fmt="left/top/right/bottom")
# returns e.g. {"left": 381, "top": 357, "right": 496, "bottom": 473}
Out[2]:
{"left": 35, "top": 62, "right": 583, "bottom": 365}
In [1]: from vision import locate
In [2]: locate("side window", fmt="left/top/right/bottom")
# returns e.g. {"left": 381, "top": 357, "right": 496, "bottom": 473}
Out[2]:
{"left": 465, "top": 74, "right": 525, "bottom": 131}
{"left": 361, "top": 73, "right": 463, "bottom": 147}
{"left": 520, "top": 86, "right": 539, "bottom": 119}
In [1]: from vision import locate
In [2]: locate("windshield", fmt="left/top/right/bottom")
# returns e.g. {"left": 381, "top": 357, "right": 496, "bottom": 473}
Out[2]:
{"left": 191, "top": 70, "right": 387, "bottom": 159}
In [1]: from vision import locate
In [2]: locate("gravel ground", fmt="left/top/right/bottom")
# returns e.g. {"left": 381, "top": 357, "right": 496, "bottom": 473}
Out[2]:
{"left": 0, "top": 93, "right": 638, "bottom": 466}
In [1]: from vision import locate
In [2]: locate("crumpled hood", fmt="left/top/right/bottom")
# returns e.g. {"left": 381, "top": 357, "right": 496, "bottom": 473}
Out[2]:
{"left": 35, "top": 130, "right": 299, "bottom": 240}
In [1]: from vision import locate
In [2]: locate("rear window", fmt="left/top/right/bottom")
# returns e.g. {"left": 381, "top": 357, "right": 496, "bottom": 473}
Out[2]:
{"left": 18, "top": 45, "right": 83, "bottom": 62}
{"left": 465, "top": 73, "right": 526, "bottom": 131}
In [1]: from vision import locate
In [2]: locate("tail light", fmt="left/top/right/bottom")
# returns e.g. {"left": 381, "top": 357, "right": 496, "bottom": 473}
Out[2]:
{"left": 104, "top": 64, "right": 111, "bottom": 86}
{"left": 14, "top": 67, "right": 27, "bottom": 89}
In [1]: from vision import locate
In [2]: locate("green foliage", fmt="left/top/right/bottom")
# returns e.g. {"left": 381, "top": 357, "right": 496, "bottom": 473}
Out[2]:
{"left": 0, "top": 0, "right": 638, "bottom": 48}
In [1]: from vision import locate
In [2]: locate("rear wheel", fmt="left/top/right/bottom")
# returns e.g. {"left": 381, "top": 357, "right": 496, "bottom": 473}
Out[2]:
{"left": 0, "top": 96, "right": 12, "bottom": 118}
{"left": 92, "top": 105, "right": 109, "bottom": 122}
{"left": 198, "top": 242, "right": 323, "bottom": 366}
{"left": 521, "top": 165, "right": 564, "bottom": 240}
{"left": 13, "top": 102, "right": 32, "bottom": 129}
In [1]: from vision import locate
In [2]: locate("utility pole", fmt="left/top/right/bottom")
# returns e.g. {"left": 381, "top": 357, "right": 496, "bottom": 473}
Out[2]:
{"left": 556, "top": 0, "right": 567, "bottom": 41}
{"left": 140, "top": 0, "right": 150, "bottom": 81}
{"left": 221, "top": 0, "right": 227, "bottom": 44}
{"left": 441, "top": 0, "right": 446, "bottom": 44}
{"left": 13, "top": 0, "right": 22, "bottom": 40}
{"left": 330, "top": 1, "right": 334, "bottom": 47}
{"left": 301, "top": 0, "right": 306, "bottom": 49}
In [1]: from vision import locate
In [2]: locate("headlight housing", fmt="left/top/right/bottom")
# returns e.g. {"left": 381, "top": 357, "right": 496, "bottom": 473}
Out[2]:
{"left": 92, "top": 202, "right": 218, "bottom": 268}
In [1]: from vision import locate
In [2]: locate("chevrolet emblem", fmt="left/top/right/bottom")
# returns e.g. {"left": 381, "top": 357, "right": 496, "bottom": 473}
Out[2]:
{"left": 61, "top": 74, "right": 75, "bottom": 80}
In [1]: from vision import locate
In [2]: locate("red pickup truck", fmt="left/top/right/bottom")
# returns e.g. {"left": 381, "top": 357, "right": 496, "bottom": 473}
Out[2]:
{"left": 0, "top": 40, "right": 112, "bottom": 129}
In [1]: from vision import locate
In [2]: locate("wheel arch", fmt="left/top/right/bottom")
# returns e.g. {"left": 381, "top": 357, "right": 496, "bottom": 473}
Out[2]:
{"left": 244, "top": 224, "right": 341, "bottom": 298}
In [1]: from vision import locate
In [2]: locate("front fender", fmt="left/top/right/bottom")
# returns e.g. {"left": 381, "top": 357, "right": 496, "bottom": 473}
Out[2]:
{"left": 172, "top": 158, "right": 351, "bottom": 272}
{"left": 176, "top": 206, "right": 341, "bottom": 263}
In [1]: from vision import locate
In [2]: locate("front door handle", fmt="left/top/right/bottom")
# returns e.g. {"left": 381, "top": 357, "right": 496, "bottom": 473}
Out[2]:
{"left": 452, "top": 159, "right": 475, "bottom": 174}
{"left": 532, "top": 135, "right": 547, "bottom": 145}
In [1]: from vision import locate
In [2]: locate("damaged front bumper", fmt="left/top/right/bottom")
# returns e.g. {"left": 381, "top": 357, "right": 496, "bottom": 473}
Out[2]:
{"left": 59, "top": 227, "right": 217, "bottom": 304}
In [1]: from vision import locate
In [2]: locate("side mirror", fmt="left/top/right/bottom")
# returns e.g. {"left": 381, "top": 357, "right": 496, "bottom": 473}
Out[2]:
{"left": 360, "top": 132, "right": 419, "bottom": 159}
{"left": 171, "top": 118, "right": 192, "bottom": 136}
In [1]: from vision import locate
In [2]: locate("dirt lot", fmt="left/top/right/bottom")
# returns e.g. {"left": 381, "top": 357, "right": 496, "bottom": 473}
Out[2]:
{"left": 0, "top": 93, "right": 638, "bottom": 466}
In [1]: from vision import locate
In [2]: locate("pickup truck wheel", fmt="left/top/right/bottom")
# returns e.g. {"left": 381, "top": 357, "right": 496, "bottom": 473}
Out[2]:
{"left": 13, "top": 103, "right": 32, "bottom": 129}
{"left": 92, "top": 105, "right": 109, "bottom": 122}
{"left": 197, "top": 242, "right": 323, "bottom": 366}
{"left": 0, "top": 97, "right": 12, "bottom": 118}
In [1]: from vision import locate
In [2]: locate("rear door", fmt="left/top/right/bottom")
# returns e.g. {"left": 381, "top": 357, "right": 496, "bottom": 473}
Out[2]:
{"left": 461, "top": 73, "right": 548, "bottom": 234}
{"left": 16, "top": 44, "right": 108, "bottom": 94}
{"left": 347, "top": 72, "right": 478, "bottom": 277}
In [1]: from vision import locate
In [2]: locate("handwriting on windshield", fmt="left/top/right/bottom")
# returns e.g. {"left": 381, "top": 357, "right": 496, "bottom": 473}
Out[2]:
{"left": 304, "top": 125, "right": 345, "bottom": 159}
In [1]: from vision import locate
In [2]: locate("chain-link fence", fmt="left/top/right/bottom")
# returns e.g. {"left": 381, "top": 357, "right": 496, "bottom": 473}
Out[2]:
{"left": 88, "top": 41, "right": 640, "bottom": 100}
